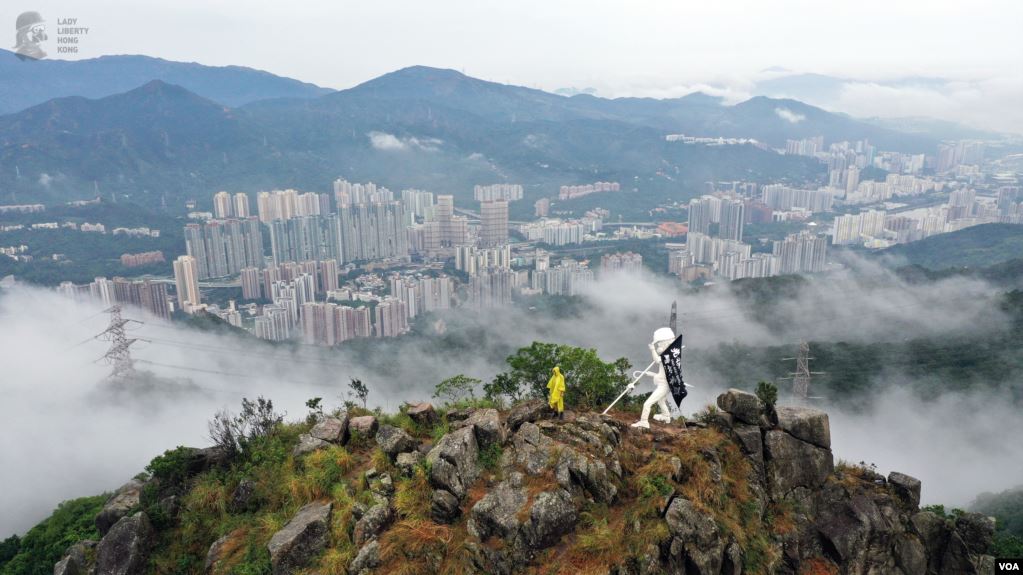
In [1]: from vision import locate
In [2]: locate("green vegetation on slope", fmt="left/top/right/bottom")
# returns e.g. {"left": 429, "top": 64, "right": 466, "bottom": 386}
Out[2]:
{"left": 880, "top": 223, "right": 1023, "bottom": 270}
{"left": 0, "top": 496, "right": 106, "bottom": 575}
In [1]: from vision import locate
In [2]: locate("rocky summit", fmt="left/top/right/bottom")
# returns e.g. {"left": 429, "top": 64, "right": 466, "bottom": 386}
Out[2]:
{"left": 44, "top": 391, "right": 996, "bottom": 575}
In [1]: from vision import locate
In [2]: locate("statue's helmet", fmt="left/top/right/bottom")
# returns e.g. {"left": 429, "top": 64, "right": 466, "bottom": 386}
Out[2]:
{"left": 653, "top": 327, "right": 675, "bottom": 343}
{"left": 16, "top": 11, "right": 45, "bottom": 32}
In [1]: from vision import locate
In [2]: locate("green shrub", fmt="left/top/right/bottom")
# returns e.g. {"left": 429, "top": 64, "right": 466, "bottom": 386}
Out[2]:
{"left": 146, "top": 446, "right": 197, "bottom": 484}
{"left": 478, "top": 443, "right": 503, "bottom": 471}
{"left": 0, "top": 496, "right": 106, "bottom": 575}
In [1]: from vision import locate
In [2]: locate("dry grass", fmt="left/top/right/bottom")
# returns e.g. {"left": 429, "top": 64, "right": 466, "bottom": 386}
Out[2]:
{"left": 393, "top": 466, "right": 432, "bottom": 520}
{"left": 799, "top": 557, "right": 840, "bottom": 575}
{"left": 377, "top": 519, "right": 473, "bottom": 575}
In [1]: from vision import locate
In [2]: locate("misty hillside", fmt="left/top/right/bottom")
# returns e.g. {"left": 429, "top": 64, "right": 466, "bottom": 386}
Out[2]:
{"left": 0, "top": 70, "right": 828, "bottom": 212}
{"left": 880, "top": 224, "right": 1023, "bottom": 269}
{"left": 0, "top": 391, "right": 1004, "bottom": 575}
{"left": 0, "top": 49, "right": 332, "bottom": 115}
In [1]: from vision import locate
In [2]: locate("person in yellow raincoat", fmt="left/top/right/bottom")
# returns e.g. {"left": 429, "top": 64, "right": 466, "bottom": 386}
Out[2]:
{"left": 547, "top": 366, "right": 566, "bottom": 419}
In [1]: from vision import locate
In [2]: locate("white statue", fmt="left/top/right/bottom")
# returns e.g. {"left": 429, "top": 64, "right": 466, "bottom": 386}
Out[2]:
{"left": 627, "top": 327, "right": 676, "bottom": 428}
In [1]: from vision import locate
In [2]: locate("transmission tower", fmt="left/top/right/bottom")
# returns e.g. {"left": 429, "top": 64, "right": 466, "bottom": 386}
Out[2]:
{"left": 96, "top": 305, "right": 143, "bottom": 381}
{"left": 782, "top": 341, "right": 824, "bottom": 403}
{"left": 669, "top": 300, "right": 677, "bottom": 335}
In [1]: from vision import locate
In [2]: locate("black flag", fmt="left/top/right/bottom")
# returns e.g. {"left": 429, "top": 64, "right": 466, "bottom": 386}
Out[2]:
{"left": 659, "top": 333, "right": 687, "bottom": 408}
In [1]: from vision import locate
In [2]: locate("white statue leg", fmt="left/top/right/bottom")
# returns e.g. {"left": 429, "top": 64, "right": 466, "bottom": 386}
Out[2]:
{"left": 634, "top": 381, "right": 670, "bottom": 428}
{"left": 651, "top": 382, "right": 672, "bottom": 422}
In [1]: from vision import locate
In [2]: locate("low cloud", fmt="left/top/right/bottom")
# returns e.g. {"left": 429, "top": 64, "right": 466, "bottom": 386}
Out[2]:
{"left": 774, "top": 107, "right": 805, "bottom": 123}
{"left": 367, "top": 131, "right": 443, "bottom": 152}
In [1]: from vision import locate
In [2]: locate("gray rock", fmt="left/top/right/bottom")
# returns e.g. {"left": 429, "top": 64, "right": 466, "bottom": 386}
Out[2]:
{"left": 406, "top": 402, "right": 437, "bottom": 426}
{"left": 427, "top": 426, "right": 479, "bottom": 499}
{"left": 96, "top": 479, "right": 144, "bottom": 536}
{"left": 204, "top": 534, "right": 230, "bottom": 574}
{"left": 954, "top": 512, "right": 995, "bottom": 555}
{"left": 722, "top": 540, "right": 743, "bottom": 575}
{"left": 775, "top": 406, "right": 831, "bottom": 449}
{"left": 506, "top": 400, "right": 548, "bottom": 432}
{"left": 431, "top": 489, "right": 461, "bottom": 523}
{"left": 291, "top": 434, "right": 329, "bottom": 456}
{"left": 266, "top": 501, "right": 332, "bottom": 575}
{"left": 354, "top": 503, "right": 393, "bottom": 547}
{"left": 469, "top": 474, "right": 528, "bottom": 540}
{"left": 894, "top": 533, "right": 927, "bottom": 575}
{"left": 716, "top": 389, "right": 764, "bottom": 425}
{"left": 395, "top": 451, "right": 423, "bottom": 476}
{"left": 665, "top": 498, "right": 723, "bottom": 575}
{"left": 555, "top": 447, "right": 617, "bottom": 503}
{"left": 512, "top": 422, "right": 558, "bottom": 475}
{"left": 230, "top": 479, "right": 257, "bottom": 513}
{"left": 348, "top": 540, "right": 380, "bottom": 575}
{"left": 465, "top": 408, "right": 506, "bottom": 449}
{"left": 309, "top": 415, "right": 347, "bottom": 444}
{"left": 95, "top": 512, "right": 153, "bottom": 575}
{"left": 732, "top": 423, "right": 765, "bottom": 475}
{"left": 888, "top": 471, "right": 922, "bottom": 509}
{"left": 54, "top": 541, "right": 91, "bottom": 575}
{"left": 523, "top": 489, "right": 577, "bottom": 549}
{"left": 375, "top": 424, "right": 417, "bottom": 457}
{"left": 348, "top": 416, "right": 379, "bottom": 438}
{"left": 763, "top": 429, "right": 833, "bottom": 498}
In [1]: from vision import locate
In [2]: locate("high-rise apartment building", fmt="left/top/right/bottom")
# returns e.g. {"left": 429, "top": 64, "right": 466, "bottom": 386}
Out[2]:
{"left": 719, "top": 199, "right": 745, "bottom": 241}
{"left": 479, "top": 199, "right": 509, "bottom": 247}
{"left": 184, "top": 217, "right": 264, "bottom": 279}
{"left": 234, "top": 193, "right": 250, "bottom": 218}
{"left": 241, "top": 267, "right": 262, "bottom": 300}
{"left": 213, "top": 191, "right": 233, "bottom": 219}
{"left": 173, "top": 255, "right": 202, "bottom": 313}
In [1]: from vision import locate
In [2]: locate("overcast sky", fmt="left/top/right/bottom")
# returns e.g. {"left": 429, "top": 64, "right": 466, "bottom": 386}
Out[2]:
{"left": 5, "top": 1, "right": 1023, "bottom": 131}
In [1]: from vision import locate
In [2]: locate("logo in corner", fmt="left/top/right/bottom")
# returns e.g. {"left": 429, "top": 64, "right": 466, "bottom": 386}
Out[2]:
{"left": 14, "top": 11, "right": 48, "bottom": 60}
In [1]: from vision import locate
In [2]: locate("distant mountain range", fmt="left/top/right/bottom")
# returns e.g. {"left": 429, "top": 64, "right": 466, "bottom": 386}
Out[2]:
{"left": 0, "top": 49, "right": 332, "bottom": 114}
{"left": 0, "top": 62, "right": 941, "bottom": 214}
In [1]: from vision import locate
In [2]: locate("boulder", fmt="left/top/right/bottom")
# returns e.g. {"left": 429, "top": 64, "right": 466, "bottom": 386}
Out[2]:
{"left": 95, "top": 512, "right": 153, "bottom": 575}
{"left": 204, "top": 534, "right": 230, "bottom": 574}
{"left": 406, "top": 402, "right": 437, "bottom": 426}
{"left": 395, "top": 451, "right": 423, "bottom": 476}
{"left": 894, "top": 534, "right": 927, "bottom": 575}
{"left": 266, "top": 501, "right": 332, "bottom": 575}
{"left": 469, "top": 473, "right": 528, "bottom": 540}
{"left": 522, "top": 489, "right": 577, "bottom": 549}
{"left": 512, "top": 422, "right": 558, "bottom": 475}
{"left": 309, "top": 415, "right": 347, "bottom": 444}
{"left": 716, "top": 389, "right": 764, "bottom": 425}
{"left": 427, "top": 426, "right": 479, "bottom": 499}
{"left": 465, "top": 408, "right": 506, "bottom": 449}
{"left": 348, "top": 540, "right": 381, "bottom": 575}
{"left": 953, "top": 512, "right": 995, "bottom": 555}
{"left": 291, "top": 434, "right": 329, "bottom": 456}
{"left": 775, "top": 406, "right": 831, "bottom": 449}
{"left": 353, "top": 504, "right": 393, "bottom": 547}
{"left": 506, "top": 400, "right": 548, "bottom": 432}
{"left": 665, "top": 498, "right": 723, "bottom": 575}
{"left": 230, "top": 479, "right": 257, "bottom": 513}
{"left": 375, "top": 424, "right": 417, "bottom": 457}
{"left": 763, "top": 430, "right": 833, "bottom": 498}
{"left": 96, "top": 479, "right": 144, "bottom": 536}
{"left": 555, "top": 447, "right": 617, "bottom": 503}
{"left": 348, "top": 416, "right": 379, "bottom": 438}
{"left": 732, "top": 423, "right": 765, "bottom": 473}
{"left": 431, "top": 489, "right": 462, "bottom": 523}
{"left": 54, "top": 541, "right": 93, "bottom": 575}
{"left": 888, "top": 471, "right": 922, "bottom": 509}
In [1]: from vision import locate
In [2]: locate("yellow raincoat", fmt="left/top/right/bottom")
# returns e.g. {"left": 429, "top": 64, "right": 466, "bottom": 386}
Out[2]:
{"left": 547, "top": 366, "right": 566, "bottom": 413}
